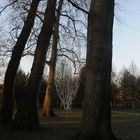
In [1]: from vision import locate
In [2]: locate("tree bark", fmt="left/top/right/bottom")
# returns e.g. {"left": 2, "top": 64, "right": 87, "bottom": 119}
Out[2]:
{"left": 77, "top": 0, "right": 117, "bottom": 139}
{"left": 0, "top": 0, "right": 40, "bottom": 125}
{"left": 42, "top": 67, "right": 55, "bottom": 117}
{"left": 13, "top": 0, "right": 57, "bottom": 129}
{"left": 42, "top": 0, "right": 63, "bottom": 118}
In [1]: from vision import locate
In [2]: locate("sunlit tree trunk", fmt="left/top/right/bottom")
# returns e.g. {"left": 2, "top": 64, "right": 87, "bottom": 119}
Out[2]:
{"left": 42, "top": 0, "right": 63, "bottom": 118}
{"left": 0, "top": 0, "right": 40, "bottom": 125}
{"left": 78, "top": 0, "right": 117, "bottom": 139}
{"left": 13, "top": 0, "right": 57, "bottom": 129}
{"left": 42, "top": 66, "right": 55, "bottom": 117}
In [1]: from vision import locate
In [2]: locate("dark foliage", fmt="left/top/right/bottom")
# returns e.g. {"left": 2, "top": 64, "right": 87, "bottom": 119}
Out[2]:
{"left": 14, "top": 70, "right": 29, "bottom": 111}
{"left": 73, "top": 66, "right": 86, "bottom": 108}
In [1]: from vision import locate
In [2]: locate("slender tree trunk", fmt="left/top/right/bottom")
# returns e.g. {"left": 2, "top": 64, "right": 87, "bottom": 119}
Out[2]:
{"left": 13, "top": 0, "right": 57, "bottom": 129}
{"left": 42, "top": 0, "right": 63, "bottom": 118}
{"left": 132, "top": 95, "right": 135, "bottom": 109}
{"left": 77, "top": 0, "right": 117, "bottom": 140}
{"left": 0, "top": 0, "right": 40, "bottom": 125}
{"left": 42, "top": 66, "right": 55, "bottom": 117}
{"left": 123, "top": 89, "right": 126, "bottom": 108}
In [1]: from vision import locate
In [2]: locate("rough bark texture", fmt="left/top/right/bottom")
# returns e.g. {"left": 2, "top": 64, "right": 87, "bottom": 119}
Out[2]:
{"left": 77, "top": 0, "right": 117, "bottom": 140}
{"left": 42, "top": 0, "right": 63, "bottom": 118}
{"left": 13, "top": 0, "right": 57, "bottom": 129}
{"left": 0, "top": 0, "right": 40, "bottom": 125}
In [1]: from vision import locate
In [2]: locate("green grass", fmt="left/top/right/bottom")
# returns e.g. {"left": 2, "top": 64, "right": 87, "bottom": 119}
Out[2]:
{"left": 40, "top": 108, "right": 140, "bottom": 125}
{"left": 111, "top": 109, "right": 140, "bottom": 140}
{"left": 0, "top": 108, "right": 140, "bottom": 140}
{"left": 40, "top": 108, "right": 82, "bottom": 125}
{"left": 40, "top": 108, "right": 140, "bottom": 140}
{"left": 112, "top": 110, "right": 140, "bottom": 122}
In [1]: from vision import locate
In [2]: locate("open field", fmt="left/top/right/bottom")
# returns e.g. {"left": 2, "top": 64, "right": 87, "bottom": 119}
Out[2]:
{"left": 0, "top": 108, "right": 140, "bottom": 140}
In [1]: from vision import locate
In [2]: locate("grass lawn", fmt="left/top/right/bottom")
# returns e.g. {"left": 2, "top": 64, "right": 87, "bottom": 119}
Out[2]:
{"left": 112, "top": 109, "right": 140, "bottom": 140}
{"left": 0, "top": 108, "right": 140, "bottom": 140}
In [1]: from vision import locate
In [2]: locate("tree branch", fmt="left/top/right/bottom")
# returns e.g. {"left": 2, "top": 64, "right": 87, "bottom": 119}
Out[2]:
{"left": 0, "top": 0, "right": 18, "bottom": 14}
{"left": 67, "top": 0, "right": 88, "bottom": 14}
{"left": 22, "top": 51, "right": 50, "bottom": 65}
{"left": 58, "top": 53, "right": 77, "bottom": 74}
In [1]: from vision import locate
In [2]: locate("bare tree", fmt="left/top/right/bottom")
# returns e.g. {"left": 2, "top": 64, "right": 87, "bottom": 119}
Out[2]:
{"left": 41, "top": 0, "right": 87, "bottom": 117}
{"left": 0, "top": 0, "right": 40, "bottom": 125}
{"left": 13, "top": 0, "right": 57, "bottom": 129}
{"left": 55, "top": 58, "right": 79, "bottom": 110}
{"left": 41, "top": 0, "right": 64, "bottom": 118}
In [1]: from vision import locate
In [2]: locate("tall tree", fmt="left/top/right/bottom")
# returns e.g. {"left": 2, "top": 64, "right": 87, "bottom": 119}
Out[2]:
{"left": 119, "top": 67, "right": 137, "bottom": 109}
{"left": 0, "top": 0, "right": 40, "bottom": 125}
{"left": 55, "top": 58, "right": 79, "bottom": 110}
{"left": 13, "top": 0, "right": 57, "bottom": 129}
{"left": 110, "top": 82, "right": 118, "bottom": 108}
{"left": 78, "top": 0, "right": 116, "bottom": 139}
{"left": 119, "top": 68, "right": 130, "bottom": 108}
{"left": 42, "top": 0, "right": 64, "bottom": 118}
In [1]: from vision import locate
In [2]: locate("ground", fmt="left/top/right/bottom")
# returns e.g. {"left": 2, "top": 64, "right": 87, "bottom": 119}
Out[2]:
{"left": 0, "top": 108, "right": 140, "bottom": 140}
{"left": 112, "top": 109, "right": 140, "bottom": 140}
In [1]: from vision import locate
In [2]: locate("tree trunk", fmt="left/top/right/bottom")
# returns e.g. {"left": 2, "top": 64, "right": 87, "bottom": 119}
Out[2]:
{"left": 77, "top": 0, "right": 116, "bottom": 140}
{"left": 13, "top": 0, "right": 57, "bottom": 129}
{"left": 132, "top": 95, "right": 135, "bottom": 109}
{"left": 42, "top": 0, "right": 63, "bottom": 118}
{"left": 123, "top": 88, "right": 126, "bottom": 108}
{"left": 0, "top": 0, "right": 40, "bottom": 125}
{"left": 42, "top": 67, "right": 55, "bottom": 117}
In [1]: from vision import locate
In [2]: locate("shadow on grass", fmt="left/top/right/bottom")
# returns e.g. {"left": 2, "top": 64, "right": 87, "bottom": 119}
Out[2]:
{"left": 0, "top": 108, "right": 140, "bottom": 140}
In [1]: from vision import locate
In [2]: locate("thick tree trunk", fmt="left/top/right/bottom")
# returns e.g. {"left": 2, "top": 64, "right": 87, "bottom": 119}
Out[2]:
{"left": 42, "top": 0, "right": 63, "bottom": 118}
{"left": 13, "top": 0, "right": 57, "bottom": 129}
{"left": 0, "top": 0, "right": 40, "bottom": 125}
{"left": 77, "top": 0, "right": 117, "bottom": 140}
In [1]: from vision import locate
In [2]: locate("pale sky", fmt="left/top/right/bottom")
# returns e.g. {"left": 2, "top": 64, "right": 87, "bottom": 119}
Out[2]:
{"left": 113, "top": 0, "right": 140, "bottom": 71}
{"left": 21, "top": 0, "right": 140, "bottom": 73}
{"left": 0, "top": 0, "right": 140, "bottom": 74}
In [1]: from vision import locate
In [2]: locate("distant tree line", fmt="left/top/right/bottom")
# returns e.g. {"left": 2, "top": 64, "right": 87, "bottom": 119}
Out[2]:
{"left": 73, "top": 63, "right": 140, "bottom": 109}
{"left": 110, "top": 64, "right": 140, "bottom": 109}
